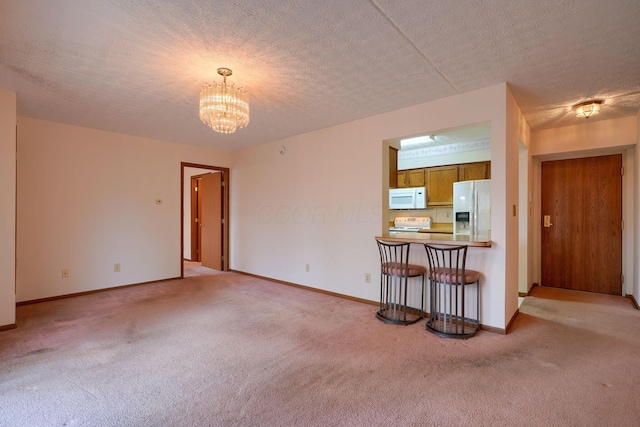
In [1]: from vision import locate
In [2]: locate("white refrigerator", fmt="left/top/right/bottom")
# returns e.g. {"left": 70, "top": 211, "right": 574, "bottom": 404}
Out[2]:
{"left": 453, "top": 179, "right": 491, "bottom": 236}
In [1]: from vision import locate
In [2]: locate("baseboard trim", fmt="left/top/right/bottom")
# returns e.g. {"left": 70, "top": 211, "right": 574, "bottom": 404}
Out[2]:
{"left": 479, "top": 324, "right": 506, "bottom": 335}
{"left": 626, "top": 295, "right": 639, "bottom": 310}
{"left": 0, "top": 323, "right": 17, "bottom": 332}
{"left": 231, "top": 270, "right": 378, "bottom": 307}
{"left": 232, "top": 270, "right": 503, "bottom": 334}
{"left": 505, "top": 308, "right": 520, "bottom": 334}
{"left": 16, "top": 276, "right": 182, "bottom": 307}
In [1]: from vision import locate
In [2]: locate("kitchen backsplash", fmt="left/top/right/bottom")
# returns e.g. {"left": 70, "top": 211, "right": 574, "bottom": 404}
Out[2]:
{"left": 389, "top": 207, "right": 453, "bottom": 224}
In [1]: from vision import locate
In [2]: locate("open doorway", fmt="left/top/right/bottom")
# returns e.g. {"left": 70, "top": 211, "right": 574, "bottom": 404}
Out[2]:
{"left": 181, "top": 162, "right": 230, "bottom": 278}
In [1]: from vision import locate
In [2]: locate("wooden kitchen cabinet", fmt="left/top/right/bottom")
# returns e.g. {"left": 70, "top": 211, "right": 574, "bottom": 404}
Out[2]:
{"left": 389, "top": 147, "right": 398, "bottom": 188}
{"left": 426, "top": 165, "right": 459, "bottom": 206}
{"left": 397, "top": 168, "right": 425, "bottom": 188}
{"left": 459, "top": 161, "right": 491, "bottom": 181}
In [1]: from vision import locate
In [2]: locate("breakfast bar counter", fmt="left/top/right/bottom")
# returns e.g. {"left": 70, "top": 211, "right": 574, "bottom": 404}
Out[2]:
{"left": 376, "top": 232, "right": 492, "bottom": 247}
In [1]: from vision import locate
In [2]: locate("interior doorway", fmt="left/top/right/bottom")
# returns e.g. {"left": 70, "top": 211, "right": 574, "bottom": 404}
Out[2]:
{"left": 540, "top": 154, "right": 622, "bottom": 295}
{"left": 181, "top": 162, "right": 230, "bottom": 278}
{"left": 188, "top": 172, "right": 223, "bottom": 270}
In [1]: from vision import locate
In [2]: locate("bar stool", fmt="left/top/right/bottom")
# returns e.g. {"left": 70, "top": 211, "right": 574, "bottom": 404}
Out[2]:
{"left": 376, "top": 240, "right": 426, "bottom": 325}
{"left": 423, "top": 244, "right": 480, "bottom": 339}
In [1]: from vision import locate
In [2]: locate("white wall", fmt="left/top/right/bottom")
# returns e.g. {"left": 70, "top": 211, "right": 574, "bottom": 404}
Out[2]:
{"left": 505, "top": 88, "right": 530, "bottom": 321}
{"left": 0, "top": 89, "right": 16, "bottom": 328}
{"left": 231, "top": 83, "right": 527, "bottom": 331}
{"left": 16, "top": 117, "right": 231, "bottom": 302}
{"left": 518, "top": 141, "right": 529, "bottom": 295}
{"left": 530, "top": 115, "right": 638, "bottom": 297}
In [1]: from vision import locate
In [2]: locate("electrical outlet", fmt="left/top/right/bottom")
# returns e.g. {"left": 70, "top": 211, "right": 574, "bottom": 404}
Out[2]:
{"left": 114, "top": 263, "right": 121, "bottom": 272}
{"left": 61, "top": 269, "right": 69, "bottom": 278}
{"left": 305, "top": 263, "right": 310, "bottom": 273}
{"left": 365, "top": 273, "right": 371, "bottom": 283}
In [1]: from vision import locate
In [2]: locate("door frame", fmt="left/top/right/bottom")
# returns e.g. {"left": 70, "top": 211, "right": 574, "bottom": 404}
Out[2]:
{"left": 533, "top": 149, "right": 632, "bottom": 297}
{"left": 181, "top": 162, "right": 230, "bottom": 277}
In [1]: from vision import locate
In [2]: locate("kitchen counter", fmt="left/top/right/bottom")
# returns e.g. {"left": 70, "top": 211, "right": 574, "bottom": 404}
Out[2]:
{"left": 377, "top": 232, "right": 492, "bottom": 247}
{"left": 420, "top": 222, "right": 453, "bottom": 234}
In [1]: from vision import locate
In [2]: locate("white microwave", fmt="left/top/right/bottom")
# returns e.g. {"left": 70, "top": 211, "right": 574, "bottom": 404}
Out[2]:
{"left": 389, "top": 187, "right": 427, "bottom": 210}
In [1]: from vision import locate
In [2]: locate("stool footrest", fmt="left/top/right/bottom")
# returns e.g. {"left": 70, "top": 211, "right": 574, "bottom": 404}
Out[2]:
{"left": 376, "top": 307, "right": 422, "bottom": 325}
{"left": 426, "top": 311, "right": 479, "bottom": 338}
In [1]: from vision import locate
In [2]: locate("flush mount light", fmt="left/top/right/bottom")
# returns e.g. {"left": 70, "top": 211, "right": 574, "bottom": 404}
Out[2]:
{"left": 199, "top": 68, "right": 250, "bottom": 134}
{"left": 574, "top": 100, "right": 603, "bottom": 118}
{"left": 400, "top": 135, "right": 434, "bottom": 148}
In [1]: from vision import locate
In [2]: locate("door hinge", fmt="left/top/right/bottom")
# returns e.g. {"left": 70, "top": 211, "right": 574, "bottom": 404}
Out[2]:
{"left": 222, "top": 181, "right": 225, "bottom": 187}
{"left": 621, "top": 220, "right": 624, "bottom": 230}
{"left": 221, "top": 255, "right": 224, "bottom": 261}
{"left": 195, "top": 186, "right": 198, "bottom": 192}
{"left": 621, "top": 275, "right": 625, "bottom": 284}
{"left": 621, "top": 166, "right": 625, "bottom": 176}
{"left": 195, "top": 217, "right": 198, "bottom": 223}
{"left": 221, "top": 218, "right": 225, "bottom": 224}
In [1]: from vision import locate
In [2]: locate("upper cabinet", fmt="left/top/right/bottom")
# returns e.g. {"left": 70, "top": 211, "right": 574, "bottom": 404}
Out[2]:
{"left": 394, "top": 161, "right": 491, "bottom": 204}
{"left": 397, "top": 169, "right": 425, "bottom": 188}
{"left": 459, "top": 161, "right": 491, "bottom": 181}
{"left": 426, "top": 165, "right": 459, "bottom": 206}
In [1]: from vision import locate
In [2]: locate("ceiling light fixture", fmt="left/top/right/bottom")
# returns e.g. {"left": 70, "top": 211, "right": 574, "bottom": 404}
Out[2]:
{"left": 199, "top": 68, "right": 250, "bottom": 134}
{"left": 574, "top": 100, "right": 603, "bottom": 119}
{"left": 400, "top": 135, "right": 434, "bottom": 148}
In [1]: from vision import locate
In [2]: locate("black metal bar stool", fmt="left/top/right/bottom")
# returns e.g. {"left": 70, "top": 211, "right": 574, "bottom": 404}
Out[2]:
{"left": 376, "top": 240, "right": 426, "bottom": 325}
{"left": 423, "top": 244, "right": 480, "bottom": 338}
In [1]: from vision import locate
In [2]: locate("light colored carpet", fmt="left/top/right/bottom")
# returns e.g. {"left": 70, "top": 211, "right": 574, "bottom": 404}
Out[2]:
{"left": 1, "top": 274, "right": 639, "bottom": 426}
{"left": 183, "top": 261, "right": 222, "bottom": 277}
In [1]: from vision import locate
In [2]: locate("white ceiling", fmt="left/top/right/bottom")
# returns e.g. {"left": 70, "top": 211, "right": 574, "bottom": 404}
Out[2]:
{"left": 1, "top": 1, "right": 639, "bottom": 152}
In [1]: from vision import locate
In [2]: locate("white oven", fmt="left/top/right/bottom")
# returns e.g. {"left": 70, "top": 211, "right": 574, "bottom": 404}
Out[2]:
{"left": 389, "top": 216, "right": 432, "bottom": 233}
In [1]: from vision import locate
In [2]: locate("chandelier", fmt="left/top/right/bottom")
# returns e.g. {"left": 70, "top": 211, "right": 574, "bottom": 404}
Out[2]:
{"left": 574, "top": 100, "right": 603, "bottom": 118}
{"left": 199, "top": 68, "right": 250, "bottom": 134}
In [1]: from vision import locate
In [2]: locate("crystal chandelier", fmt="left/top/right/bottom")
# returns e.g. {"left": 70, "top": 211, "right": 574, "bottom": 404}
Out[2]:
{"left": 199, "top": 68, "right": 250, "bottom": 134}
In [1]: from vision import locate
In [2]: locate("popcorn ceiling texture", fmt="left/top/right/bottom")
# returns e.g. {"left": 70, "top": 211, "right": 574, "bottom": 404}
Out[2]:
{"left": 0, "top": 0, "right": 638, "bottom": 151}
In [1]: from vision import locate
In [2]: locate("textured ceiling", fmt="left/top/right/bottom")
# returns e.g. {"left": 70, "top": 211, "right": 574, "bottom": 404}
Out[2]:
{"left": 1, "top": 0, "right": 639, "bottom": 152}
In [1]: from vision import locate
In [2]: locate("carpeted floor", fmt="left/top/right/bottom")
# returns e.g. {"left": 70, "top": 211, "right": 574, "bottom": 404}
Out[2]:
{"left": 183, "top": 260, "right": 223, "bottom": 277}
{"left": 1, "top": 273, "right": 639, "bottom": 426}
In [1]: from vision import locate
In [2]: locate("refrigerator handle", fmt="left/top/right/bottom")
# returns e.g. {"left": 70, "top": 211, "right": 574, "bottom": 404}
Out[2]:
{"left": 472, "top": 186, "right": 478, "bottom": 236}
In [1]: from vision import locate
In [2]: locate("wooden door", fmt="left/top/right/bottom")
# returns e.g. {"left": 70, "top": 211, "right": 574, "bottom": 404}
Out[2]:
{"left": 190, "top": 177, "right": 201, "bottom": 261}
{"left": 541, "top": 155, "right": 622, "bottom": 294}
{"left": 200, "top": 172, "right": 223, "bottom": 270}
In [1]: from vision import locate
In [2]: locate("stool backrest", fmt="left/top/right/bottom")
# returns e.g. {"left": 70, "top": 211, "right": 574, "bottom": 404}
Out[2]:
{"left": 376, "top": 240, "right": 411, "bottom": 277}
{"left": 423, "top": 244, "right": 468, "bottom": 284}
